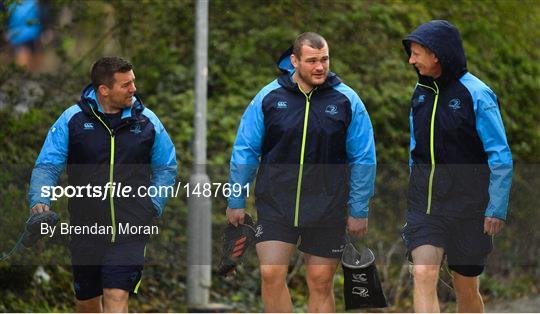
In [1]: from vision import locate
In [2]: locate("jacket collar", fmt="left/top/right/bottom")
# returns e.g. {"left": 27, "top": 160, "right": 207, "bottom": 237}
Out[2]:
{"left": 78, "top": 84, "right": 145, "bottom": 120}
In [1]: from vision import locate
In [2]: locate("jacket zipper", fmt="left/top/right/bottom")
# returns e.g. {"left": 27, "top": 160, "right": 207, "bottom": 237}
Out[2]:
{"left": 294, "top": 87, "right": 316, "bottom": 227}
{"left": 89, "top": 106, "right": 117, "bottom": 242}
{"left": 417, "top": 82, "right": 439, "bottom": 214}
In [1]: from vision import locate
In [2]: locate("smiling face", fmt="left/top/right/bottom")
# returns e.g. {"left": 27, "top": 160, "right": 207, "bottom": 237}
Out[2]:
{"left": 291, "top": 43, "right": 330, "bottom": 92}
{"left": 409, "top": 42, "right": 442, "bottom": 79}
{"left": 98, "top": 70, "right": 137, "bottom": 111}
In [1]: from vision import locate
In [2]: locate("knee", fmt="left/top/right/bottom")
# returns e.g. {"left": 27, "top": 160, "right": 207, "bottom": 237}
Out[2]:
{"left": 103, "top": 288, "right": 128, "bottom": 303}
{"left": 306, "top": 270, "right": 334, "bottom": 295}
{"left": 260, "top": 265, "right": 287, "bottom": 287}
{"left": 412, "top": 265, "right": 440, "bottom": 287}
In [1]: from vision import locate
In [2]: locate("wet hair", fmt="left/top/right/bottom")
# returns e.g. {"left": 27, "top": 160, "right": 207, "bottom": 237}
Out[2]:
{"left": 292, "top": 32, "right": 327, "bottom": 59}
{"left": 90, "top": 57, "right": 133, "bottom": 90}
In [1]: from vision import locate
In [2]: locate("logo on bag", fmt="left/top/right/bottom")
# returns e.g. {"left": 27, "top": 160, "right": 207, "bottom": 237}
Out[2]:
{"left": 352, "top": 287, "right": 370, "bottom": 297}
{"left": 255, "top": 225, "right": 263, "bottom": 237}
{"left": 325, "top": 105, "right": 338, "bottom": 115}
{"left": 276, "top": 100, "right": 288, "bottom": 109}
{"left": 352, "top": 273, "right": 368, "bottom": 283}
{"left": 83, "top": 122, "right": 94, "bottom": 130}
{"left": 449, "top": 98, "right": 461, "bottom": 110}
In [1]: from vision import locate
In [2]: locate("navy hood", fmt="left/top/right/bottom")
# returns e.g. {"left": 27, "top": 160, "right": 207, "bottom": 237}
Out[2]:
{"left": 276, "top": 45, "right": 341, "bottom": 90}
{"left": 277, "top": 46, "right": 295, "bottom": 74}
{"left": 403, "top": 20, "right": 467, "bottom": 85}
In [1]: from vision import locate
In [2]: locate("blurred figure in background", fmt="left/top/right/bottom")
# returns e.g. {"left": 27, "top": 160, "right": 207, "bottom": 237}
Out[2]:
{"left": 5, "top": 0, "right": 43, "bottom": 71}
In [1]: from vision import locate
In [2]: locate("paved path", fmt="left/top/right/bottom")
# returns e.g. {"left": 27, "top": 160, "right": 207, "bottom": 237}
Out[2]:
{"left": 486, "top": 294, "right": 540, "bottom": 312}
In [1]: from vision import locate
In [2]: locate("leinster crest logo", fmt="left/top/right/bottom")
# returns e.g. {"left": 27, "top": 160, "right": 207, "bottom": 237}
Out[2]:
{"left": 449, "top": 98, "right": 461, "bottom": 110}
{"left": 325, "top": 105, "right": 338, "bottom": 115}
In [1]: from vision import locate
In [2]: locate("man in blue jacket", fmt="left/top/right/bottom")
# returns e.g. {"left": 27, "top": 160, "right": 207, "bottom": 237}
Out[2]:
{"left": 5, "top": 0, "right": 42, "bottom": 70}
{"left": 28, "top": 57, "right": 177, "bottom": 312}
{"left": 401, "top": 20, "right": 513, "bottom": 312}
{"left": 226, "top": 32, "right": 376, "bottom": 312}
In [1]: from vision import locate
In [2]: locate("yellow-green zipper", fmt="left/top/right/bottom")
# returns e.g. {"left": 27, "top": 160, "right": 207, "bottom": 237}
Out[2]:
{"left": 417, "top": 82, "right": 439, "bottom": 214}
{"left": 133, "top": 244, "right": 147, "bottom": 293}
{"left": 89, "top": 106, "right": 117, "bottom": 242}
{"left": 294, "top": 87, "right": 316, "bottom": 227}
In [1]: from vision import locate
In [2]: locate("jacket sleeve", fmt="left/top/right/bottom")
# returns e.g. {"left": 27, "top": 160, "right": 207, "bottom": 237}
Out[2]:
{"left": 346, "top": 94, "right": 377, "bottom": 218}
{"left": 409, "top": 108, "right": 416, "bottom": 171}
{"left": 227, "top": 91, "right": 266, "bottom": 209}
{"left": 145, "top": 109, "right": 178, "bottom": 217}
{"left": 474, "top": 89, "right": 513, "bottom": 220}
{"left": 28, "top": 106, "right": 77, "bottom": 208}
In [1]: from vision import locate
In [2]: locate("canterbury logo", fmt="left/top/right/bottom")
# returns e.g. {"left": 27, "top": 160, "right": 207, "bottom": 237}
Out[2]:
{"left": 276, "top": 101, "right": 288, "bottom": 109}
{"left": 83, "top": 122, "right": 94, "bottom": 130}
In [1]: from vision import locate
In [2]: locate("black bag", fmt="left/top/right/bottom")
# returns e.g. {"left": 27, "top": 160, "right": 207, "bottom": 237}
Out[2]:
{"left": 341, "top": 242, "right": 388, "bottom": 310}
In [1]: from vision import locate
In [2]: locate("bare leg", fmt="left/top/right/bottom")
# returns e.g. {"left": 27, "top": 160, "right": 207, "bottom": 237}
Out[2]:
{"left": 75, "top": 296, "right": 102, "bottom": 313}
{"left": 256, "top": 241, "right": 296, "bottom": 312}
{"left": 411, "top": 245, "right": 444, "bottom": 313}
{"left": 453, "top": 272, "right": 484, "bottom": 312}
{"left": 304, "top": 254, "right": 339, "bottom": 313}
{"left": 103, "top": 288, "right": 129, "bottom": 313}
{"left": 14, "top": 46, "right": 32, "bottom": 68}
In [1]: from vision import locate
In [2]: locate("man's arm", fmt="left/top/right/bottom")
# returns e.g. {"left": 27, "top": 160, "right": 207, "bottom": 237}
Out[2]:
{"left": 345, "top": 91, "right": 377, "bottom": 236}
{"left": 28, "top": 106, "right": 78, "bottom": 211}
{"left": 226, "top": 87, "right": 267, "bottom": 225}
{"left": 474, "top": 88, "right": 513, "bottom": 234}
{"left": 144, "top": 109, "right": 178, "bottom": 217}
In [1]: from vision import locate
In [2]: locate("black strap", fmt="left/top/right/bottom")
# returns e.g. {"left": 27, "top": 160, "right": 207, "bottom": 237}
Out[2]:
{"left": 0, "top": 232, "right": 26, "bottom": 261}
{"left": 345, "top": 231, "right": 367, "bottom": 248}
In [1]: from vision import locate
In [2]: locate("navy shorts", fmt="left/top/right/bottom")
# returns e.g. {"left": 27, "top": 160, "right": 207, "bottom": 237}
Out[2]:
{"left": 254, "top": 219, "right": 346, "bottom": 259}
{"left": 70, "top": 240, "right": 146, "bottom": 300}
{"left": 402, "top": 210, "right": 493, "bottom": 277}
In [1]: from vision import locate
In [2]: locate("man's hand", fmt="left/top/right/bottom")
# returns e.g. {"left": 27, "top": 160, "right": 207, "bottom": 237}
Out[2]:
{"left": 484, "top": 217, "right": 505, "bottom": 236}
{"left": 226, "top": 207, "right": 245, "bottom": 227}
{"left": 30, "top": 203, "right": 50, "bottom": 214}
{"left": 347, "top": 216, "right": 368, "bottom": 237}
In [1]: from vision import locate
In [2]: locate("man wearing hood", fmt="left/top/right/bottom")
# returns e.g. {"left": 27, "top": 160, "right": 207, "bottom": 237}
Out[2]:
{"left": 225, "top": 32, "right": 376, "bottom": 312}
{"left": 402, "top": 20, "right": 512, "bottom": 312}
{"left": 28, "top": 57, "right": 177, "bottom": 312}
